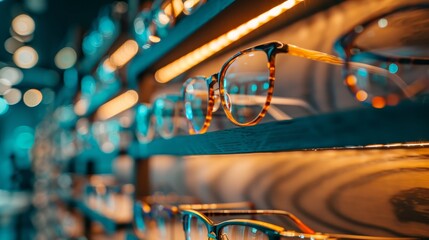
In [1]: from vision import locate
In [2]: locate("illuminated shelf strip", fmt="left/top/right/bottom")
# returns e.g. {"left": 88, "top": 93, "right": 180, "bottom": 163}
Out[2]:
{"left": 154, "top": 0, "right": 304, "bottom": 83}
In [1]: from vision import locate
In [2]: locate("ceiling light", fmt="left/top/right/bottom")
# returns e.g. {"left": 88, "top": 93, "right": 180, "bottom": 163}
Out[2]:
{"left": 109, "top": 39, "right": 139, "bottom": 68}
{"left": 95, "top": 90, "right": 139, "bottom": 121}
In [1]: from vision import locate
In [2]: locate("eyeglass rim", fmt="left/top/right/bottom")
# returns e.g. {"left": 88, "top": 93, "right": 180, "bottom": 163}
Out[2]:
{"left": 181, "top": 75, "right": 215, "bottom": 134}
{"left": 135, "top": 103, "right": 156, "bottom": 143}
{"left": 181, "top": 209, "right": 314, "bottom": 239}
{"left": 133, "top": 200, "right": 254, "bottom": 236}
{"left": 182, "top": 41, "right": 349, "bottom": 133}
{"left": 334, "top": 3, "right": 429, "bottom": 62}
{"left": 333, "top": 4, "right": 429, "bottom": 107}
{"left": 217, "top": 42, "right": 279, "bottom": 127}
{"left": 181, "top": 209, "right": 418, "bottom": 240}
{"left": 182, "top": 42, "right": 282, "bottom": 134}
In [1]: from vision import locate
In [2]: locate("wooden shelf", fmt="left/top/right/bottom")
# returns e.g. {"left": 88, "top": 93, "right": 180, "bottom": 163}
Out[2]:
{"left": 129, "top": 103, "right": 429, "bottom": 158}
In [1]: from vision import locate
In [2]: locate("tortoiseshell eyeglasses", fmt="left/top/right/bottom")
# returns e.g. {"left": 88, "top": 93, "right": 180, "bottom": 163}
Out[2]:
{"left": 181, "top": 41, "right": 398, "bottom": 134}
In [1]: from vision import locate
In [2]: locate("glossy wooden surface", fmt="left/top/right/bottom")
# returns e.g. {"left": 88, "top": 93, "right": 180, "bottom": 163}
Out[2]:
{"left": 147, "top": 147, "right": 429, "bottom": 238}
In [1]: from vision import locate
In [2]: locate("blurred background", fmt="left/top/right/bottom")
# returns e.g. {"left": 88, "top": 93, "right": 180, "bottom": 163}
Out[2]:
{"left": 0, "top": 0, "right": 126, "bottom": 238}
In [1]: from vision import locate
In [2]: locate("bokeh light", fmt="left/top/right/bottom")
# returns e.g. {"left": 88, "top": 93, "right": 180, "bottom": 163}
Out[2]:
{"left": 99, "top": 16, "right": 116, "bottom": 37}
{"left": 54, "top": 47, "right": 77, "bottom": 69}
{"left": 0, "top": 67, "right": 23, "bottom": 85}
{"left": 4, "top": 37, "right": 23, "bottom": 54}
{"left": 0, "top": 79, "right": 12, "bottom": 94}
{"left": 0, "top": 98, "right": 9, "bottom": 115}
{"left": 12, "top": 14, "right": 36, "bottom": 36}
{"left": 378, "top": 18, "right": 388, "bottom": 28}
{"left": 13, "top": 126, "right": 35, "bottom": 156}
{"left": 81, "top": 75, "right": 96, "bottom": 95}
{"left": 3, "top": 88, "right": 22, "bottom": 105}
{"left": 41, "top": 88, "right": 54, "bottom": 104}
{"left": 13, "top": 46, "right": 38, "bottom": 69}
{"left": 23, "top": 88, "right": 43, "bottom": 107}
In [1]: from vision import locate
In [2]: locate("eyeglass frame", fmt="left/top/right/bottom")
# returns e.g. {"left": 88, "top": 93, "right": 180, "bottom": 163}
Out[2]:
{"left": 334, "top": 3, "right": 429, "bottom": 101}
{"left": 181, "top": 41, "right": 398, "bottom": 134}
{"left": 133, "top": 201, "right": 255, "bottom": 239}
{"left": 181, "top": 209, "right": 418, "bottom": 240}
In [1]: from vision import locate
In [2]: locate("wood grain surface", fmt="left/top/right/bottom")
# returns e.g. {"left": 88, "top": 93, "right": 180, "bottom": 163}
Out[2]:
{"left": 146, "top": 148, "right": 429, "bottom": 238}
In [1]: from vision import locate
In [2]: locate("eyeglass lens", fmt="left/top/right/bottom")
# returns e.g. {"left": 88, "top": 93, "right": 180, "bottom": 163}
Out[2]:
{"left": 183, "top": 214, "right": 209, "bottom": 240}
{"left": 219, "top": 225, "right": 269, "bottom": 240}
{"left": 183, "top": 76, "right": 210, "bottom": 133}
{"left": 345, "top": 7, "right": 429, "bottom": 107}
{"left": 153, "top": 97, "right": 178, "bottom": 138}
{"left": 221, "top": 50, "right": 271, "bottom": 125}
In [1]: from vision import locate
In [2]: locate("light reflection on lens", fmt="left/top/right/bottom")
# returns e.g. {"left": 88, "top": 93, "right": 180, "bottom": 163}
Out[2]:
{"left": 220, "top": 225, "right": 269, "bottom": 240}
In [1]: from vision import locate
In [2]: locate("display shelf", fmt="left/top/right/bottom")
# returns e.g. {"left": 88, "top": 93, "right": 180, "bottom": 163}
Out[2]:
{"left": 76, "top": 200, "right": 132, "bottom": 234}
{"left": 127, "top": 0, "right": 343, "bottom": 88}
{"left": 129, "top": 103, "right": 429, "bottom": 158}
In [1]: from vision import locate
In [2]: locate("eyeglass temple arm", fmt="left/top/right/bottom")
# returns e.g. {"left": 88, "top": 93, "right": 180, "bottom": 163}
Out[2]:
{"left": 286, "top": 44, "right": 411, "bottom": 97}
{"left": 198, "top": 209, "right": 315, "bottom": 234}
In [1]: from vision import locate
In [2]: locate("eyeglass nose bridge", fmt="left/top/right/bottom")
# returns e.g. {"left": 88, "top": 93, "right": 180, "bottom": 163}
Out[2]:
{"left": 207, "top": 74, "right": 221, "bottom": 113}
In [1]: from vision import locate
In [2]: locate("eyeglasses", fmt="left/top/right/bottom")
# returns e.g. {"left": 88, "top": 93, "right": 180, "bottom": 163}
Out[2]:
{"left": 335, "top": 4, "right": 429, "bottom": 108}
{"left": 181, "top": 41, "right": 397, "bottom": 134}
{"left": 133, "top": 201, "right": 254, "bottom": 240}
{"left": 181, "top": 209, "right": 418, "bottom": 240}
{"left": 135, "top": 94, "right": 185, "bottom": 143}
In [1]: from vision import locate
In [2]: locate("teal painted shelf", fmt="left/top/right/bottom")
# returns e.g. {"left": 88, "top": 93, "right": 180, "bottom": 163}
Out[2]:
{"left": 129, "top": 103, "right": 429, "bottom": 158}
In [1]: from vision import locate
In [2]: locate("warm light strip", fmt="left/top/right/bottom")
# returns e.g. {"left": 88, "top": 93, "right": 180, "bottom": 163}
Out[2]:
{"left": 155, "top": 0, "right": 303, "bottom": 83}
{"left": 96, "top": 90, "right": 139, "bottom": 121}
{"left": 109, "top": 39, "right": 139, "bottom": 68}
